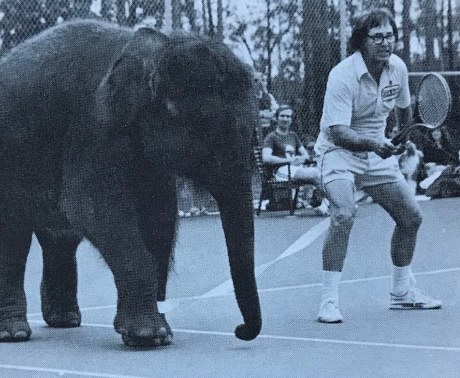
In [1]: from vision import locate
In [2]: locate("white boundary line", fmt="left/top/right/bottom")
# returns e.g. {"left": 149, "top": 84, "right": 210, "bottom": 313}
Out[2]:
{"left": 26, "top": 268, "right": 460, "bottom": 318}
{"left": 25, "top": 320, "right": 460, "bottom": 353}
{"left": 27, "top": 219, "right": 330, "bottom": 318}
{"left": 199, "top": 219, "right": 330, "bottom": 299}
{"left": 0, "top": 364, "right": 147, "bottom": 378}
{"left": 258, "top": 267, "right": 460, "bottom": 293}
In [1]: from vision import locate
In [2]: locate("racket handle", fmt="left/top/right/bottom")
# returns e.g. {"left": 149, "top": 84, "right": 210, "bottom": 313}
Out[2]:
{"left": 391, "top": 131, "right": 406, "bottom": 145}
{"left": 391, "top": 125, "right": 416, "bottom": 145}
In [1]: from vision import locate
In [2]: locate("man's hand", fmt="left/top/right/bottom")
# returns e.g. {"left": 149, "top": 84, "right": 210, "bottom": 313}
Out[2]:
{"left": 373, "top": 138, "right": 398, "bottom": 159}
{"left": 291, "top": 156, "right": 305, "bottom": 166}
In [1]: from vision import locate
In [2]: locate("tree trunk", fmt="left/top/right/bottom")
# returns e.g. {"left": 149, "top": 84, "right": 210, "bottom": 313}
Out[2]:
{"left": 447, "top": 0, "right": 454, "bottom": 70}
{"left": 184, "top": 0, "right": 197, "bottom": 32}
{"left": 116, "top": 0, "right": 126, "bottom": 25}
{"left": 100, "top": 0, "right": 114, "bottom": 20}
{"left": 217, "top": 0, "right": 224, "bottom": 41}
{"left": 401, "top": 0, "right": 411, "bottom": 70}
{"left": 201, "top": 0, "right": 207, "bottom": 34}
{"left": 266, "top": 0, "right": 272, "bottom": 90}
{"left": 172, "top": 0, "right": 181, "bottom": 30}
{"left": 301, "top": 0, "right": 331, "bottom": 137}
{"left": 206, "top": 0, "right": 214, "bottom": 37}
{"left": 424, "top": 0, "right": 437, "bottom": 69}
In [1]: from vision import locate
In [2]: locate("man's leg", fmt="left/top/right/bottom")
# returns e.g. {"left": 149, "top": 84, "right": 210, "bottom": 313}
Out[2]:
{"left": 364, "top": 180, "right": 442, "bottom": 309}
{"left": 318, "top": 179, "right": 356, "bottom": 323}
{"left": 364, "top": 179, "right": 422, "bottom": 267}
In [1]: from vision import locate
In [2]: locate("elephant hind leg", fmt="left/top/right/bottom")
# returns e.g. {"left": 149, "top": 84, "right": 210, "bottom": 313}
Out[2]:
{"left": 35, "top": 229, "right": 82, "bottom": 328}
{"left": 0, "top": 216, "right": 33, "bottom": 342}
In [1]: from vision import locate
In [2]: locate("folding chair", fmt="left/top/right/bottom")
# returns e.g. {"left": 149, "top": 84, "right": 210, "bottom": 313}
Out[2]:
{"left": 253, "top": 145, "right": 305, "bottom": 216}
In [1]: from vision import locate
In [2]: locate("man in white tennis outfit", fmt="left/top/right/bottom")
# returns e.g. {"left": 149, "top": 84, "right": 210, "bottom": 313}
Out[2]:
{"left": 315, "top": 8, "right": 442, "bottom": 323}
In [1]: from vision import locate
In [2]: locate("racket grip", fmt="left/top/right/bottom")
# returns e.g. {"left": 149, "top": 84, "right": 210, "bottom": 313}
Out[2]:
{"left": 391, "top": 133, "right": 405, "bottom": 146}
{"left": 391, "top": 125, "right": 415, "bottom": 145}
{"left": 391, "top": 131, "right": 405, "bottom": 145}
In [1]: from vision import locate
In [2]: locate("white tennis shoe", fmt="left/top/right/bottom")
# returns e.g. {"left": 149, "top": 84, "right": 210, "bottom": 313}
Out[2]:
{"left": 318, "top": 298, "right": 343, "bottom": 323}
{"left": 390, "top": 287, "right": 442, "bottom": 310}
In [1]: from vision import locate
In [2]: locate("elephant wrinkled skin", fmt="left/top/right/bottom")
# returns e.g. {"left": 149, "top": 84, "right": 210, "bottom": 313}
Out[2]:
{"left": 0, "top": 20, "right": 261, "bottom": 347}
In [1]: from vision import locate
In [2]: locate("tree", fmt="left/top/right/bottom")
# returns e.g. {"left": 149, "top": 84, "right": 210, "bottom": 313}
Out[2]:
{"left": 419, "top": 0, "right": 438, "bottom": 69}
{"left": 216, "top": 0, "right": 223, "bottom": 41}
{"left": 184, "top": 0, "right": 197, "bottom": 32}
{"left": 401, "top": 0, "right": 412, "bottom": 69}
{"left": 300, "top": 0, "right": 335, "bottom": 138}
{"left": 362, "top": 0, "right": 395, "bottom": 13}
{"left": 100, "top": 0, "right": 116, "bottom": 20}
{"left": 447, "top": 0, "right": 454, "bottom": 69}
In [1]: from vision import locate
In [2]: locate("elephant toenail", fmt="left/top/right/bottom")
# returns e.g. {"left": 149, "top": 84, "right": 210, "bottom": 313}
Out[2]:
{"left": 13, "top": 331, "right": 29, "bottom": 339}
{"left": 0, "top": 331, "right": 10, "bottom": 339}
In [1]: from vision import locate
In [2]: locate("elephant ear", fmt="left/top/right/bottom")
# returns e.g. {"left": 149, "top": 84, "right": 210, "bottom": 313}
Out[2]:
{"left": 97, "top": 27, "right": 168, "bottom": 132}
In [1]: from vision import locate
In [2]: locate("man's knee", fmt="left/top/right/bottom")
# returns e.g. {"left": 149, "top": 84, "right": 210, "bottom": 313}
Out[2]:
{"left": 399, "top": 209, "right": 423, "bottom": 230}
{"left": 331, "top": 206, "right": 356, "bottom": 228}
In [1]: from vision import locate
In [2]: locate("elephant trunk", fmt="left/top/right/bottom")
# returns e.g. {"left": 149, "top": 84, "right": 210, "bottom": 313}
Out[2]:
{"left": 216, "top": 184, "right": 261, "bottom": 341}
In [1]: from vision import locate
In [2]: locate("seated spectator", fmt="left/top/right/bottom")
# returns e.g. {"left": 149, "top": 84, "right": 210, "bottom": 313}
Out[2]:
{"left": 262, "top": 105, "right": 328, "bottom": 214}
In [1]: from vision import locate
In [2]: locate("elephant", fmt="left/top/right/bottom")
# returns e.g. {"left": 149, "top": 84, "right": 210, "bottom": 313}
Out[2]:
{"left": 0, "top": 20, "right": 261, "bottom": 347}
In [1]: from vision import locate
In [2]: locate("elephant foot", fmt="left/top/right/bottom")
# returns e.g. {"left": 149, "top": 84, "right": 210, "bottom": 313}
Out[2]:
{"left": 0, "top": 317, "right": 31, "bottom": 342}
{"left": 43, "top": 308, "right": 81, "bottom": 328}
{"left": 114, "top": 312, "right": 173, "bottom": 348}
{"left": 41, "top": 284, "right": 81, "bottom": 328}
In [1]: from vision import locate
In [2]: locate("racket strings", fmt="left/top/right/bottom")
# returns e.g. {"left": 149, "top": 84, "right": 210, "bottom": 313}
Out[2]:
{"left": 417, "top": 75, "right": 451, "bottom": 126}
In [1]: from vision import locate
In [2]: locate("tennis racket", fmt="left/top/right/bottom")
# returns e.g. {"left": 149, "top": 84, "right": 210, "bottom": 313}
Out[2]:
{"left": 391, "top": 72, "right": 452, "bottom": 145}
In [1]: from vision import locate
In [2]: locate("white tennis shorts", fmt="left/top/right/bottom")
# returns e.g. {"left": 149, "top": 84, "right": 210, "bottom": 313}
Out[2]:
{"left": 318, "top": 149, "right": 404, "bottom": 189}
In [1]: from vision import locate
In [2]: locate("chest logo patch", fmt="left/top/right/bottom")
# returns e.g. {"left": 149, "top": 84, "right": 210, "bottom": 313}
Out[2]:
{"left": 381, "top": 84, "right": 400, "bottom": 101}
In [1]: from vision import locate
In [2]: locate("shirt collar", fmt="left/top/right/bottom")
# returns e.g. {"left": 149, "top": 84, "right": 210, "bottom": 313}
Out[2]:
{"left": 353, "top": 51, "right": 393, "bottom": 81}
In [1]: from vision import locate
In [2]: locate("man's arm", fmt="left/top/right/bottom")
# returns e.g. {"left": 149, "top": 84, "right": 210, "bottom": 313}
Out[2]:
{"left": 329, "top": 125, "right": 397, "bottom": 159}
{"left": 296, "top": 145, "right": 311, "bottom": 164}
{"left": 262, "top": 147, "right": 292, "bottom": 165}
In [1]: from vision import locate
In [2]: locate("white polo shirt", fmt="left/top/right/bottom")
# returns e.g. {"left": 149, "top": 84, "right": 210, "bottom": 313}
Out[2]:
{"left": 315, "top": 51, "right": 411, "bottom": 155}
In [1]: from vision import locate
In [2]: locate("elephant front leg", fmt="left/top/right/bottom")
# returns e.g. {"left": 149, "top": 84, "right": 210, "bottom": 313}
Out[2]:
{"left": 106, "top": 237, "right": 173, "bottom": 348}
{"left": 123, "top": 179, "right": 177, "bottom": 346}
{"left": 66, "top": 191, "right": 173, "bottom": 347}
{"left": 0, "top": 219, "right": 33, "bottom": 342}
{"left": 35, "top": 229, "right": 82, "bottom": 328}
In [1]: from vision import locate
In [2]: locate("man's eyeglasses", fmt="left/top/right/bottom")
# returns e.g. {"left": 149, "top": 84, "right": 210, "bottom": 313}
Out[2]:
{"left": 367, "top": 33, "right": 395, "bottom": 45}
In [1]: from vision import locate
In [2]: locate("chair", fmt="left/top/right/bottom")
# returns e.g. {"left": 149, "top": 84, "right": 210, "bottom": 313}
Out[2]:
{"left": 253, "top": 146, "right": 304, "bottom": 216}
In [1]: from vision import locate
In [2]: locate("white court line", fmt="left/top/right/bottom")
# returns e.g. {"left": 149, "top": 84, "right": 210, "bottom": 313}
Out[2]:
{"left": 26, "top": 267, "right": 460, "bottom": 318}
{"left": 0, "top": 364, "right": 147, "bottom": 378}
{"left": 25, "top": 320, "right": 460, "bottom": 353}
{"left": 199, "top": 218, "right": 330, "bottom": 299}
{"left": 26, "top": 219, "right": 330, "bottom": 318}
{"left": 258, "top": 267, "right": 460, "bottom": 294}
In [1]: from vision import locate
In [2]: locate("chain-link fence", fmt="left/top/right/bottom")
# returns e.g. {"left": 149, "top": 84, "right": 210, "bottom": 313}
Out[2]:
{"left": 1, "top": 0, "right": 460, "bottom": 212}
{"left": 2, "top": 1, "right": 459, "bottom": 137}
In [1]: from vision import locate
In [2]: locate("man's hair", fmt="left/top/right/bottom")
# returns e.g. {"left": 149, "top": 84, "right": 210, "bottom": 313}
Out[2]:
{"left": 274, "top": 104, "right": 292, "bottom": 120}
{"left": 349, "top": 8, "right": 398, "bottom": 52}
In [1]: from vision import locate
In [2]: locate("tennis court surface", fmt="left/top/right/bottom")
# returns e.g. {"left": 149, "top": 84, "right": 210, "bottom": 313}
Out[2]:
{"left": 1, "top": 197, "right": 459, "bottom": 377}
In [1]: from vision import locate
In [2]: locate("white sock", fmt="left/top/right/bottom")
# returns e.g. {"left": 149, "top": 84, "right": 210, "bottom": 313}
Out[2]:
{"left": 391, "top": 265, "right": 412, "bottom": 296}
{"left": 321, "top": 270, "right": 342, "bottom": 302}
